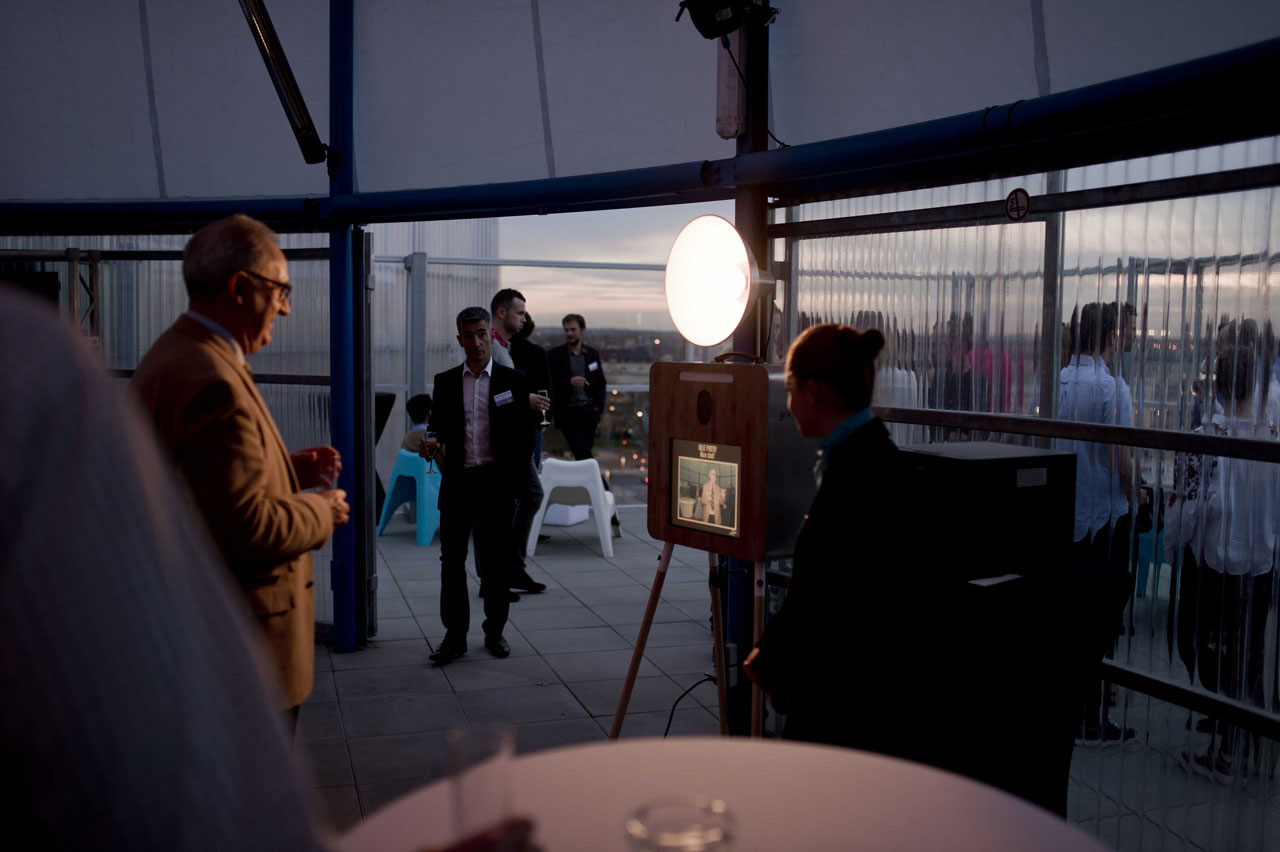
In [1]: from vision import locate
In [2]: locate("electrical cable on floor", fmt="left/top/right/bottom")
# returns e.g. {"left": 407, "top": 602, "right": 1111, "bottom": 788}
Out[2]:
{"left": 664, "top": 674, "right": 716, "bottom": 737}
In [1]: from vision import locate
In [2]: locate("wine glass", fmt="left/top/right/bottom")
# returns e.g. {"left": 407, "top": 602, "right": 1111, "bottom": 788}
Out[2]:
{"left": 423, "top": 431, "right": 439, "bottom": 474}
{"left": 538, "top": 389, "right": 551, "bottom": 427}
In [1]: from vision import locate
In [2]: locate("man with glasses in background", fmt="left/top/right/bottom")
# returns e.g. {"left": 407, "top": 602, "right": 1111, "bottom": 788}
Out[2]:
{"left": 131, "top": 214, "right": 350, "bottom": 731}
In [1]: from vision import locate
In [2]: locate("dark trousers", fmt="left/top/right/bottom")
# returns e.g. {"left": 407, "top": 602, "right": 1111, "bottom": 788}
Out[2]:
{"left": 1074, "top": 513, "right": 1133, "bottom": 729}
{"left": 559, "top": 406, "right": 599, "bottom": 461}
{"left": 439, "top": 465, "right": 517, "bottom": 639}
{"left": 511, "top": 453, "right": 544, "bottom": 569}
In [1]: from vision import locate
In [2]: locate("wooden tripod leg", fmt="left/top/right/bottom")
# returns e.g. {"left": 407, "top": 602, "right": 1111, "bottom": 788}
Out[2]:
{"left": 709, "top": 552, "right": 730, "bottom": 736}
{"left": 751, "top": 560, "right": 764, "bottom": 737}
{"left": 609, "top": 541, "right": 674, "bottom": 739}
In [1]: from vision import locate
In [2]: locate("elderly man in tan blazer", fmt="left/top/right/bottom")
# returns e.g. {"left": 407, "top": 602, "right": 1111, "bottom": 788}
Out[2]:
{"left": 131, "top": 214, "right": 350, "bottom": 723}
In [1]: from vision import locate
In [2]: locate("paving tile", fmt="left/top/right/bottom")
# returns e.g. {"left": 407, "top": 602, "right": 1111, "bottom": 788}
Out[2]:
{"left": 313, "top": 785, "right": 363, "bottom": 831}
{"left": 299, "top": 701, "right": 344, "bottom": 741}
{"left": 375, "top": 577, "right": 403, "bottom": 600}
{"left": 341, "top": 694, "right": 468, "bottom": 738}
{"left": 542, "top": 649, "right": 660, "bottom": 683}
{"left": 567, "top": 676, "right": 684, "bottom": 716}
{"left": 414, "top": 613, "right": 447, "bottom": 637}
{"left": 611, "top": 620, "right": 713, "bottom": 648}
{"left": 331, "top": 639, "right": 435, "bottom": 670}
{"left": 359, "top": 777, "right": 439, "bottom": 817}
{"left": 442, "top": 655, "right": 559, "bottom": 692}
{"left": 554, "top": 570, "right": 641, "bottom": 590}
{"left": 529, "top": 555, "right": 616, "bottom": 575}
{"left": 334, "top": 665, "right": 453, "bottom": 699}
{"left": 599, "top": 707, "right": 721, "bottom": 739}
{"left": 512, "top": 718, "right": 607, "bottom": 755}
{"left": 424, "top": 630, "right": 538, "bottom": 659}
{"left": 404, "top": 594, "right": 441, "bottom": 618}
{"left": 503, "top": 589, "right": 581, "bottom": 610}
{"left": 568, "top": 584, "right": 653, "bottom": 606}
{"left": 667, "top": 599, "right": 713, "bottom": 622}
{"left": 658, "top": 581, "right": 711, "bottom": 602}
{"left": 588, "top": 601, "right": 688, "bottom": 626}
{"left": 384, "top": 562, "right": 437, "bottom": 581}
{"left": 397, "top": 578, "right": 444, "bottom": 597}
{"left": 521, "top": 626, "right": 632, "bottom": 655}
{"left": 306, "top": 671, "right": 337, "bottom": 704}
{"left": 369, "top": 616, "right": 424, "bottom": 641}
{"left": 669, "top": 673, "right": 721, "bottom": 709}
{"left": 455, "top": 684, "right": 590, "bottom": 725}
{"left": 348, "top": 731, "right": 453, "bottom": 784}
{"left": 375, "top": 598, "right": 412, "bottom": 619}
{"left": 314, "top": 647, "right": 333, "bottom": 672}
{"left": 296, "top": 738, "right": 353, "bottom": 787}
{"left": 643, "top": 644, "right": 714, "bottom": 676}
{"left": 507, "top": 605, "right": 606, "bottom": 632}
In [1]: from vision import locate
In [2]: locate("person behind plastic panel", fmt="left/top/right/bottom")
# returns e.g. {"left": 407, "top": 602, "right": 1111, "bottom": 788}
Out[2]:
{"left": 510, "top": 312, "right": 557, "bottom": 552}
{"left": 1167, "top": 344, "right": 1279, "bottom": 782}
{"left": 400, "top": 393, "right": 433, "bottom": 452}
{"left": 743, "top": 323, "right": 932, "bottom": 754}
{"left": 421, "top": 307, "right": 534, "bottom": 663}
{"left": 129, "top": 214, "right": 349, "bottom": 725}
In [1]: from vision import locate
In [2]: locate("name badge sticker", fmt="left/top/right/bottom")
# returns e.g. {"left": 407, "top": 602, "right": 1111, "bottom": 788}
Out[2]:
{"left": 494, "top": 390, "right": 514, "bottom": 406}
{"left": 588, "top": 361, "right": 599, "bottom": 372}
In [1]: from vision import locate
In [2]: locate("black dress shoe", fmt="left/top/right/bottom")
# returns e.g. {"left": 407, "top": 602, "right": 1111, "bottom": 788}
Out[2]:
{"left": 428, "top": 638, "right": 466, "bottom": 665}
{"left": 537, "top": 533, "right": 552, "bottom": 543}
{"left": 479, "top": 588, "right": 520, "bottom": 602}
{"left": 510, "top": 572, "right": 547, "bottom": 593}
{"left": 484, "top": 635, "right": 511, "bottom": 658}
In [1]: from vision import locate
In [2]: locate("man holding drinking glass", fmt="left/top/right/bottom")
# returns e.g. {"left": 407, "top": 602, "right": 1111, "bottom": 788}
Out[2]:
{"left": 422, "top": 307, "right": 533, "bottom": 663}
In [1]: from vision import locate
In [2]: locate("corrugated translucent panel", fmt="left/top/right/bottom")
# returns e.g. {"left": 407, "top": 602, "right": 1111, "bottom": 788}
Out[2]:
{"left": 794, "top": 222, "right": 1046, "bottom": 445}
{"left": 424, "top": 262, "right": 501, "bottom": 380}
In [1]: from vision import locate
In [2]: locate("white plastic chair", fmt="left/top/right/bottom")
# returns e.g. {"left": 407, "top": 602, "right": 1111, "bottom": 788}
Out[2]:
{"left": 526, "top": 458, "right": 618, "bottom": 558}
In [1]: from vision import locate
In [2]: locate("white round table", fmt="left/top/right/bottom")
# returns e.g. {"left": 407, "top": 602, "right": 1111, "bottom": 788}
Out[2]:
{"left": 339, "top": 737, "right": 1105, "bottom": 852}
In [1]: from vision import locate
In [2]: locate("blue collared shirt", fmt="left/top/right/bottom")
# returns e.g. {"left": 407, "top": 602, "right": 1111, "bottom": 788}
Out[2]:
{"left": 185, "top": 310, "right": 245, "bottom": 366}
{"left": 813, "top": 407, "right": 873, "bottom": 487}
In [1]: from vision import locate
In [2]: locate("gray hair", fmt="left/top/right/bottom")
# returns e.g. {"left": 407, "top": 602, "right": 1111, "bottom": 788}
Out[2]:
{"left": 182, "top": 214, "right": 280, "bottom": 301}
{"left": 456, "top": 306, "right": 491, "bottom": 331}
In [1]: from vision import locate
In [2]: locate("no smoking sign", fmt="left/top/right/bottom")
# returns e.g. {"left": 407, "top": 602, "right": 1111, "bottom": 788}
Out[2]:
{"left": 1005, "top": 188, "right": 1031, "bottom": 222}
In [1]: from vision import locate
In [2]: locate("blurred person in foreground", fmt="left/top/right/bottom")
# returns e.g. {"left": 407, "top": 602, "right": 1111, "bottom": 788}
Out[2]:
{"left": 130, "top": 214, "right": 349, "bottom": 723}
{"left": 0, "top": 290, "right": 542, "bottom": 852}
{"left": 743, "top": 323, "right": 929, "bottom": 751}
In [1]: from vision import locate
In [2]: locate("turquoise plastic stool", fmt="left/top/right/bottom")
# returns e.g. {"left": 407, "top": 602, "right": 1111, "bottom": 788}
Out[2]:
{"left": 1134, "top": 527, "right": 1165, "bottom": 598}
{"left": 377, "top": 450, "right": 441, "bottom": 546}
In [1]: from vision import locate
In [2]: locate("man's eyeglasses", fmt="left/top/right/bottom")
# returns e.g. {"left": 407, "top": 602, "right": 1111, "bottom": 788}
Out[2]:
{"left": 242, "top": 270, "right": 292, "bottom": 305}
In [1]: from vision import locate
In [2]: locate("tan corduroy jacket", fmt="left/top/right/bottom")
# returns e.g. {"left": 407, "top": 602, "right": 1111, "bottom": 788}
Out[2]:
{"left": 131, "top": 314, "right": 333, "bottom": 707}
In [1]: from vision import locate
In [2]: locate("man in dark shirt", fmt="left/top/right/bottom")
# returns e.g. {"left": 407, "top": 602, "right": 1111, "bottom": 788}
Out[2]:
{"left": 548, "top": 313, "right": 607, "bottom": 461}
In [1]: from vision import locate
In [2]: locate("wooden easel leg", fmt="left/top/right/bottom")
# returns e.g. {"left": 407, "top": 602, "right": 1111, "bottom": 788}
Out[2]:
{"left": 751, "top": 560, "right": 764, "bottom": 737}
{"left": 709, "top": 553, "right": 731, "bottom": 736}
{"left": 609, "top": 541, "right": 675, "bottom": 739}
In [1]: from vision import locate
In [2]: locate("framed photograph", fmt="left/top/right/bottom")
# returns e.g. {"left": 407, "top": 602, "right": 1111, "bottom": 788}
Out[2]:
{"left": 670, "top": 439, "right": 741, "bottom": 538}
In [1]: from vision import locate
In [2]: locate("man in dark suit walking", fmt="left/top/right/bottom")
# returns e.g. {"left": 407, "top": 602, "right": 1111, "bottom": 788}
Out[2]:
{"left": 548, "top": 313, "right": 607, "bottom": 461}
{"left": 422, "top": 307, "right": 533, "bottom": 663}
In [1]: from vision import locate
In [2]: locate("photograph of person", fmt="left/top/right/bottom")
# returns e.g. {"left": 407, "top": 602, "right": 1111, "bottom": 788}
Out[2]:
{"left": 671, "top": 442, "right": 740, "bottom": 536}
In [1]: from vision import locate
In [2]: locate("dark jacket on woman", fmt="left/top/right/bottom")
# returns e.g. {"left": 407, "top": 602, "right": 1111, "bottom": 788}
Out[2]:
{"left": 751, "top": 418, "right": 944, "bottom": 758}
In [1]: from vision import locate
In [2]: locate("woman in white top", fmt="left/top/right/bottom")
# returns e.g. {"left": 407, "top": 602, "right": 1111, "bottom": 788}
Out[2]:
{"left": 1166, "top": 346, "right": 1278, "bottom": 781}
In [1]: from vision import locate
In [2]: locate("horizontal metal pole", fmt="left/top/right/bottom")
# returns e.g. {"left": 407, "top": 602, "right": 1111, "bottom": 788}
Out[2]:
{"left": 1101, "top": 661, "right": 1280, "bottom": 742}
{"left": 878, "top": 406, "right": 1280, "bottom": 464}
{"left": 771, "top": 163, "right": 1280, "bottom": 240}
{"left": 373, "top": 255, "right": 664, "bottom": 272}
{"left": 107, "top": 368, "right": 329, "bottom": 386}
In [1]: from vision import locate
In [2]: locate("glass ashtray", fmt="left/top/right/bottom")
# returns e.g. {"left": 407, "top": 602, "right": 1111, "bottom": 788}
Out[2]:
{"left": 624, "top": 796, "right": 736, "bottom": 851}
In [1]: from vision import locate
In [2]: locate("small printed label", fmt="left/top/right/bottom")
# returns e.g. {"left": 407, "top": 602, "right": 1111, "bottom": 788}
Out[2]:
{"left": 588, "top": 361, "right": 599, "bottom": 372}
{"left": 494, "top": 390, "right": 514, "bottom": 406}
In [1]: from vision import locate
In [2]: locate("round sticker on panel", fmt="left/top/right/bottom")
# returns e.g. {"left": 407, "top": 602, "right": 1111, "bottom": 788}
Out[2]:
{"left": 1005, "top": 188, "right": 1031, "bottom": 222}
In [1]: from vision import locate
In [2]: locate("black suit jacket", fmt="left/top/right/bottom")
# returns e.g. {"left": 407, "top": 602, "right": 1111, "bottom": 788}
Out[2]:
{"left": 428, "top": 362, "right": 532, "bottom": 503}
{"left": 510, "top": 338, "right": 552, "bottom": 430}
{"left": 547, "top": 343, "right": 606, "bottom": 424}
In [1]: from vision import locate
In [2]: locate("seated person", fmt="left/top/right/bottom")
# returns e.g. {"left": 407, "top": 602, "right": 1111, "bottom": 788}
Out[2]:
{"left": 400, "top": 393, "right": 433, "bottom": 452}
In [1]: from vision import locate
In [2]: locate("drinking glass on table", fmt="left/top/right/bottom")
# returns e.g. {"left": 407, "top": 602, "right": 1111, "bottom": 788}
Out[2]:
{"left": 422, "top": 431, "right": 440, "bottom": 474}
{"left": 537, "top": 390, "right": 551, "bottom": 427}
{"left": 625, "top": 797, "right": 735, "bottom": 851}
{"left": 446, "top": 724, "right": 514, "bottom": 841}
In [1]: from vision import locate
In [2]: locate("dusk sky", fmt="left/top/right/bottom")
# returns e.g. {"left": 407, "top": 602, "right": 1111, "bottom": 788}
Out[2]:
{"left": 498, "top": 200, "right": 733, "bottom": 331}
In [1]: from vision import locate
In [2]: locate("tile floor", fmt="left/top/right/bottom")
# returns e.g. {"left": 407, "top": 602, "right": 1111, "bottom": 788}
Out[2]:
{"left": 298, "top": 505, "right": 721, "bottom": 830}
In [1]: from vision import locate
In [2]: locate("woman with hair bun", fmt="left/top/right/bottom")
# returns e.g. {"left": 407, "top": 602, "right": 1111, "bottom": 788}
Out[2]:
{"left": 744, "top": 323, "right": 930, "bottom": 753}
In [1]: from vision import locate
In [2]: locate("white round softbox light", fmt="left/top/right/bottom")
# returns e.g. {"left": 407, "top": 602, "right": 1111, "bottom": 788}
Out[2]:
{"left": 664, "top": 215, "right": 755, "bottom": 347}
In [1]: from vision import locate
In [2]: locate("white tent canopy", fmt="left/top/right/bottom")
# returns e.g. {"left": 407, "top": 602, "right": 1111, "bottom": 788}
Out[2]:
{"left": 4, "top": 0, "right": 1280, "bottom": 205}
